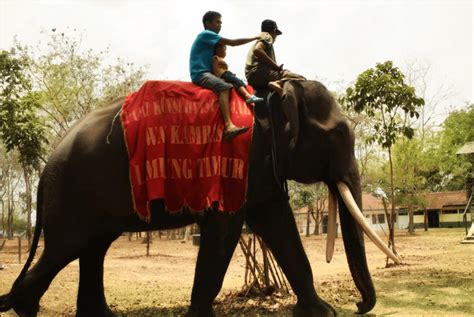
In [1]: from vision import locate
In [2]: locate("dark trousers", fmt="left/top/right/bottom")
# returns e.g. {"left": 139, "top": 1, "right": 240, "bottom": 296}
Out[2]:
{"left": 221, "top": 71, "right": 246, "bottom": 89}
{"left": 247, "top": 66, "right": 306, "bottom": 89}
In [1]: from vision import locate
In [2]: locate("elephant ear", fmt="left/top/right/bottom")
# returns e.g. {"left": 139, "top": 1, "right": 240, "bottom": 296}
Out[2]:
{"left": 280, "top": 80, "right": 304, "bottom": 150}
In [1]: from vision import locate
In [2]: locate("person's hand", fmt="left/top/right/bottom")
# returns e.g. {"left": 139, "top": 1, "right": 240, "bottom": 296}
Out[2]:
{"left": 259, "top": 32, "right": 272, "bottom": 42}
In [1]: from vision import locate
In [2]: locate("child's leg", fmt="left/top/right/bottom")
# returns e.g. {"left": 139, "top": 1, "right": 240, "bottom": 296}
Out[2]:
{"left": 222, "top": 72, "right": 250, "bottom": 98}
{"left": 237, "top": 86, "right": 252, "bottom": 99}
{"left": 222, "top": 71, "right": 263, "bottom": 104}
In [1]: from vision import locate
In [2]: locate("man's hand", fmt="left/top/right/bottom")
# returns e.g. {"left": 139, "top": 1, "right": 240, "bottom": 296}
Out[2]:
{"left": 259, "top": 32, "right": 272, "bottom": 42}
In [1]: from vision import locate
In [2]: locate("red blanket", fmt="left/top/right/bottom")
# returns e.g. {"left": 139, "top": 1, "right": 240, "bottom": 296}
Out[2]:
{"left": 120, "top": 81, "right": 254, "bottom": 220}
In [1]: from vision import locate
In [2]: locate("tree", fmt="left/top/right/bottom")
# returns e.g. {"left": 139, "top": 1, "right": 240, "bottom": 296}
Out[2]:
{"left": 403, "top": 59, "right": 454, "bottom": 141}
{"left": 289, "top": 182, "right": 328, "bottom": 236}
{"left": 15, "top": 28, "right": 148, "bottom": 143}
{"left": 338, "top": 93, "right": 386, "bottom": 191}
{"left": 0, "top": 49, "right": 47, "bottom": 245}
{"left": 437, "top": 105, "right": 474, "bottom": 190}
{"left": 391, "top": 137, "right": 427, "bottom": 234}
{"left": 343, "top": 61, "right": 424, "bottom": 263}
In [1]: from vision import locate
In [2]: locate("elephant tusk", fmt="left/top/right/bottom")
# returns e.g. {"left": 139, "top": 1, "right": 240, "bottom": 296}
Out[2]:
{"left": 337, "top": 182, "right": 402, "bottom": 264}
{"left": 326, "top": 190, "right": 338, "bottom": 263}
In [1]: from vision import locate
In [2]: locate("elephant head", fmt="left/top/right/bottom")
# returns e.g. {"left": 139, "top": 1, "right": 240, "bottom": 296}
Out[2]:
{"left": 258, "top": 80, "right": 400, "bottom": 314}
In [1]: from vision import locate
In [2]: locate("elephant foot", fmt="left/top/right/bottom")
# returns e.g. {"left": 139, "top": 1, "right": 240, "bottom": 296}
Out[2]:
{"left": 76, "top": 306, "right": 115, "bottom": 317}
{"left": 293, "top": 298, "right": 336, "bottom": 317}
{"left": 13, "top": 305, "right": 40, "bottom": 317}
{"left": 185, "top": 306, "right": 216, "bottom": 317}
{"left": 9, "top": 293, "right": 40, "bottom": 317}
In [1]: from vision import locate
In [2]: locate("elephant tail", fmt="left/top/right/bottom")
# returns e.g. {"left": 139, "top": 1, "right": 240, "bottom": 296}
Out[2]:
{"left": 0, "top": 294, "right": 10, "bottom": 312}
{"left": 0, "top": 176, "right": 44, "bottom": 312}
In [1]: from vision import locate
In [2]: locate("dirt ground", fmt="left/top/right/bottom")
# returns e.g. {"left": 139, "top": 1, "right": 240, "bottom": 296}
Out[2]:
{"left": 0, "top": 228, "right": 473, "bottom": 316}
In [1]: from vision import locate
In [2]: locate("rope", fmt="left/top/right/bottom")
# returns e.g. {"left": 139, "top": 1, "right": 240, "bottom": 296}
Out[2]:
{"left": 106, "top": 109, "right": 122, "bottom": 144}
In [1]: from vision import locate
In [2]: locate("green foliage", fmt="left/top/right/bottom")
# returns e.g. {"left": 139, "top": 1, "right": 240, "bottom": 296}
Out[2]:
{"left": 17, "top": 28, "right": 148, "bottom": 138}
{"left": 391, "top": 136, "right": 428, "bottom": 207}
{"left": 289, "top": 181, "right": 327, "bottom": 211}
{"left": 437, "top": 105, "right": 474, "bottom": 190}
{"left": 100, "top": 59, "right": 148, "bottom": 105}
{"left": 12, "top": 213, "right": 28, "bottom": 233}
{"left": 0, "top": 50, "right": 47, "bottom": 169}
{"left": 344, "top": 61, "right": 424, "bottom": 149}
{"left": 440, "top": 104, "right": 473, "bottom": 149}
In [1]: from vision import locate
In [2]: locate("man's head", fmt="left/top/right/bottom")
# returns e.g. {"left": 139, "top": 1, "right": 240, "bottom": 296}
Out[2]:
{"left": 214, "top": 43, "right": 227, "bottom": 58}
{"left": 203, "top": 11, "right": 222, "bottom": 33}
{"left": 261, "top": 19, "right": 282, "bottom": 40}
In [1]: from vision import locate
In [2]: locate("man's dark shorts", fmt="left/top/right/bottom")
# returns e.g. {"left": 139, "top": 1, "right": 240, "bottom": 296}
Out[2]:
{"left": 194, "top": 72, "right": 232, "bottom": 94}
{"left": 246, "top": 66, "right": 306, "bottom": 90}
{"left": 246, "top": 66, "right": 281, "bottom": 89}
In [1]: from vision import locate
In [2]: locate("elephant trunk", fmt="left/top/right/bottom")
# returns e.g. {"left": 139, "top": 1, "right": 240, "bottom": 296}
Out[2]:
{"left": 335, "top": 177, "right": 376, "bottom": 314}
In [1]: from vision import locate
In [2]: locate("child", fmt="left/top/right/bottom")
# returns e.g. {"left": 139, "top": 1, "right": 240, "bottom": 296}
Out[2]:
{"left": 213, "top": 43, "right": 264, "bottom": 104}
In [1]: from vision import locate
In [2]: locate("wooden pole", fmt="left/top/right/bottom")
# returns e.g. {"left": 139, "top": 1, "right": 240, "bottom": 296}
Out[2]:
{"left": 261, "top": 240, "right": 270, "bottom": 287}
{"left": 238, "top": 237, "right": 261, "bottom": 289}
{"left": 146, "top": 231, "right": 150, "bottom": 256}
{"left": 18, "top": 236, "right": 21, "bottom": 264}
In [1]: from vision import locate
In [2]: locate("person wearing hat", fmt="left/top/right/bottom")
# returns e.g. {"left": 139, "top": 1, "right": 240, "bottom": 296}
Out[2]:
{"left": 190, "top": 11, "right": 264, "bottom": 140}
{"left": 245, "top": 19, "right": 305, "bottom": 95}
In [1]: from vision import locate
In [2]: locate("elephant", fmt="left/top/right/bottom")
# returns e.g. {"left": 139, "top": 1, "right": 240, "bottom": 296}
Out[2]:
{"left": 0, "top": 79, "right": 399, "bottom": 317}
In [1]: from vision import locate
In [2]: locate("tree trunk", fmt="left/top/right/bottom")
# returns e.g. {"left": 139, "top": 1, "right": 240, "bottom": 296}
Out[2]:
{"left": 21, "top": 162, "right": 33, "bottom": 248}
{"left": 311, "top": 209, "right": 321, "bottom": 235}
{"left": 1, "top": 199, "right": 5, "bottom": 237}
{"left": 408, "top": 205, "right": 415, "bottom": 235}
{"left": 387, "top": 147, "right": 398, "bottom": 264}
{"left": 183, "top": 225, "right": 191, "bottom": 241}
{"left": 306, "top": 206, "right": 311, "bottom": 237}
{"left": 7, "top": 177, "right": 14, "bottom": 239}
{"left": 145, "top": 231, "right": 151, "bottom": 256}
{"left": 316, "top": 209, "right": 320, "bottom": 235}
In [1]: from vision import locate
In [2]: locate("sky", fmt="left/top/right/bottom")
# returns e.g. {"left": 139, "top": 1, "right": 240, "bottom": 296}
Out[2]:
{"left": 1, "top": 0, "right": 472, "bottom": 123}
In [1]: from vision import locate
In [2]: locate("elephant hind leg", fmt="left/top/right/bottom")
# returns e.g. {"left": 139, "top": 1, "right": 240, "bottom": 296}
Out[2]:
{"left": 9, "top": 251, "right": 79, "bottom": 317}
{"left": 76, "top": 233, "right": 120, "bottom": 317}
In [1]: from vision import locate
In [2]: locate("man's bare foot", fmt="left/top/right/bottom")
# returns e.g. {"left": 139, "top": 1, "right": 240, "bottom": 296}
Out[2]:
{"left": 268, "top": 81, "right": 283, "bottom": 95}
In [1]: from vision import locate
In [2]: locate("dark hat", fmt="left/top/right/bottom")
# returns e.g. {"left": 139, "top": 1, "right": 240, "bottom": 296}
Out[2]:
{"left": 261, "top": 19, "right": 282, "bottom": 35}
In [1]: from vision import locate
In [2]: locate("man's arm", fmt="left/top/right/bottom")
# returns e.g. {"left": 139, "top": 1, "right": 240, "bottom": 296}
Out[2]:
{"left": 253, "top": 42, "right": 282, "bottom": 71}
{"left": 219, "top": 36, "right": 259, "bottom": 47}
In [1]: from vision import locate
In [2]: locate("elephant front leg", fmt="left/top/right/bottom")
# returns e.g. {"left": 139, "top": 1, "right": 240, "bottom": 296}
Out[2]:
{"left": 246, "top": 198, "right": 336, "bottom": 317}
{"left": 186, "top": 209, "right": 245, "bottom": 317}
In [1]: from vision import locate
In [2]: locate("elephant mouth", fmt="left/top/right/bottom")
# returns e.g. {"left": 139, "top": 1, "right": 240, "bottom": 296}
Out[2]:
{"left": 325, "top": 182, "right": 401, "bottom": 264}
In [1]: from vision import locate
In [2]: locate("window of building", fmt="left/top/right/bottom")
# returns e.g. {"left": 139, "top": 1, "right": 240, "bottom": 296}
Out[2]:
{"left": 398, "top": 208, "right": 408, "bottom": 215}
{"left": 377, "top": 214, "right": 385, "bottom": 224}
{"left": 442, "top": 209, "right": 458, "bottom": 214}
